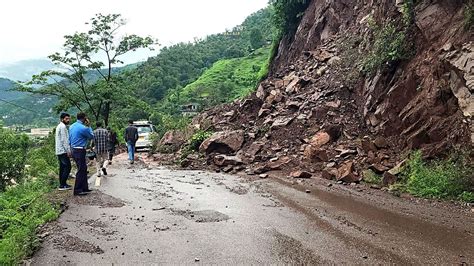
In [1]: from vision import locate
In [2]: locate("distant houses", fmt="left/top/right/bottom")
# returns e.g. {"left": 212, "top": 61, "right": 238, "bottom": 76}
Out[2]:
{"left": 27, "top": 128, "right": 52, "bottom": 138}
{"left": 180, "top": 103, "right": 200, "bottom": 117}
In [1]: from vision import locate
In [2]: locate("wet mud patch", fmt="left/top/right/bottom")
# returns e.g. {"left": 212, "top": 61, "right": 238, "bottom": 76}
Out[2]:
{"left": 52, "top": 234, "right": 104, "bottom": 254}
{"left": 70, "top": 191, "right": 125, "bottom": 208}
{"left": 271, "top": 230, "right": 324, "bottom": 264}
{"left": 225, "top": 184, "right": 249, "bottom": 195}
{"left": 82, "top": 219, "right": 107, "bottom": 228}
{"left": 170, "top": 209, "right": 230, "bottom": 223}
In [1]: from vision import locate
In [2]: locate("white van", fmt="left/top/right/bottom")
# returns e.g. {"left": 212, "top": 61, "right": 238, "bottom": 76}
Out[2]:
{"left": 133, "top": 121, "right": 157, "bottom": 149}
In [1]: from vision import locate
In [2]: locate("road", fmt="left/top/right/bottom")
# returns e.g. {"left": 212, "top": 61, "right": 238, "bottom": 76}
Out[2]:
{"left": 30, "top": 153, "right": 473, "bottom": 265}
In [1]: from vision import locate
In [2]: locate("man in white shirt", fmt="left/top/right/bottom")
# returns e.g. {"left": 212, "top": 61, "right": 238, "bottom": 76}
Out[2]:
{"left": 55, "top": 113, "right": 72, "bottom": 190}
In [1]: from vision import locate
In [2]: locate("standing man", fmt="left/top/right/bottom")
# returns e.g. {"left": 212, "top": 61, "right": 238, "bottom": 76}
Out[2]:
{"left": 55, "top": 113, "right": 72, "bottom": 190}
{"left": 107, "top": 127, "right": 119, "bottom": 165}
{"left": 93, "top": 121, "right": 109, "bottom": 177}
{"left": 69, "top": 112, "right": 94, "bottom": 196}
{"left": 124, "top": 120, "right": 138, "bottom": 164}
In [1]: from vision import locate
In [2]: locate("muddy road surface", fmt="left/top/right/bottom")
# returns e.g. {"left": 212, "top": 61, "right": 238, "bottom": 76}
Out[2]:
{"left": 30, "top": 154, "right": 473, "bottom": 265}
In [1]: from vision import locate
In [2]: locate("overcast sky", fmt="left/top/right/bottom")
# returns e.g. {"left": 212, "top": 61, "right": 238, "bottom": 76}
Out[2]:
{"left": 0, "top": 0, "right": 269, "bottom": 65}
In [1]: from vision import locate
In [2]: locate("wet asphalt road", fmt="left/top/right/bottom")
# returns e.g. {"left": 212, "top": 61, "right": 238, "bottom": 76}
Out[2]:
{"left": 30, "top": 154, "right": 473, "bottom": 265}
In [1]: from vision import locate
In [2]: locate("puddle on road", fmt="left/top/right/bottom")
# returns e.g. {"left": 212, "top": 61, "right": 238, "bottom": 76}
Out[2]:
{"left": 170, "top": 209, "right": 230, "bottom": 223}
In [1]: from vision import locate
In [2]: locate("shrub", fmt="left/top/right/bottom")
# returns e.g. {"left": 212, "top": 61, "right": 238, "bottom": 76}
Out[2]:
{"left": 0, "top": 128, "right": 30, "bottom": 191}
{"left": 403, "top": 150, "right": 473, "bottom": 202}
{"left": 188, "top": 130, "right": 213, "bottom": 152}
{"left": 362, "top": 22, "right": 411, "bottom": 74}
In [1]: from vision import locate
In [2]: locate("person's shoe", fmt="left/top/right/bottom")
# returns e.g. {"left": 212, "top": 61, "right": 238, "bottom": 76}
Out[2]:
{"left": 83, "top": 189, "right": 93, "bottom": 193}
{"left": 58, "top": 185, "right": 72, "bottom": 191}
{"left": 73, "top": 192, "right": 87, "bottom": 196}
{"left": 102, "top": 168, "right": 108, "bottom": 176}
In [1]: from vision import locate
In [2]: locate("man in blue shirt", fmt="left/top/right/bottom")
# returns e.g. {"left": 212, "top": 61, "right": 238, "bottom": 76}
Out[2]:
{"left": 69, "top": 112, "right": 94, "bottom": 196}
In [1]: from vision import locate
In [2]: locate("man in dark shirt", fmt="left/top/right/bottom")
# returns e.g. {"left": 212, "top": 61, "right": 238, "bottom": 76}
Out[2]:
{"left": 124, "top": 120, "right": 139, "bottom": 164}
{"left": 107, "top": 127, "right": 119, "bottom": 164}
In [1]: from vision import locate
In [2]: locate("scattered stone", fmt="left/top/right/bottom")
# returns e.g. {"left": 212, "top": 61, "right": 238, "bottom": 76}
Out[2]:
{"left": 195, "top": 258, "right": 200, "bottom": 262}
{"left": 222, "top": 165, "right": 234, "bottom": 173}
{"left": 223, "top": 110, "right": 235, "bottom": 117}
{"left": 305, "top": 190, "right": 311, "bottom": 193}
{"left": 256, "top": 84, "right": 266, "bottom": 100}
{"left": 373, "top": 137, "right": 389, "bottom": 149}
{"left": 369, "top": 164, "right": 390, "bottom": 174}
{"left": 214, "top": 155, "right": 243, "bottom": 166}
{"left": 309, "top": 131, "right": 331, "bottom": 148}
{"left": 361, "top": 139, "right": 377, "bottom": 153}
{"left": 290, "top": 171, "right": 313, "bottom": 179}
{"left": 382, "top": 172, "right": 397, "bottom": 186}
{"left": 259, "top": 174, "right": 269, "bottom": 179}
{"left": 321, "top": 168, "right": 338, "bottom": 180}
{"left": 325, "top": 100, "right": 341, "bottom": 108}
{"left": 272, "top": 117, "right": 294, "bottom": 129}
{"left": 304, "top": 146, "right": 329, "bottom": 162}
{"left": 337, "top": 162, "right": 360, "bottom": 183}
{"left": 388, "top": 160, "right": 405, "bottom": 175}
{"left": 327, "top": 183, "right": 333, "bottom": 187}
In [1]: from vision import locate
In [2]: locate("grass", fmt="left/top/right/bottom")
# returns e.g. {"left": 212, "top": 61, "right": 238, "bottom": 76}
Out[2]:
{"left": 0, "top": 178, "right": 60, "bottom": 264}
{"left": 0, "top": 133, "right": 61, "bottom": 264}
{"left": 398, "top": 150, "right": 474, "bottom": 202}
{"left": 363, "top": 170, "right": 382, "bottom": 185}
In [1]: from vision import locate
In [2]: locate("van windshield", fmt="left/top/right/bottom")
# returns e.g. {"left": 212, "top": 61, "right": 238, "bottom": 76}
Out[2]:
{"left": 136, "top": 126, "right": 152, "bottom": 134}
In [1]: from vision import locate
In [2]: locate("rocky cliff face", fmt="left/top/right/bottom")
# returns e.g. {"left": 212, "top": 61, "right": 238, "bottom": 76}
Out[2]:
{"left": 172, "top": 0, "right": 473, "bottom": 182}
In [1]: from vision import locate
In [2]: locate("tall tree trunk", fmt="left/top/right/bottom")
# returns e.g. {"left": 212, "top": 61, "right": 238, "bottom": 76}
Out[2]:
{"left": 104, "top": 102, "right": 111, "bottom": 127}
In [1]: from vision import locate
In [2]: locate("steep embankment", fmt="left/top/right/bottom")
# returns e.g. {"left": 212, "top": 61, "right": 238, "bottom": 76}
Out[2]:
{"left": 167, "top": 0, "right": 473, "bottom": 192}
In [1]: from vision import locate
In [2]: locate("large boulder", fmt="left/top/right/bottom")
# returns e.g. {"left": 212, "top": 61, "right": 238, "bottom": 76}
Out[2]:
{"left": 160, "top": 130, "right": 185, "bottom": 146}
{"left": 199, "top": 130, "right": 245, "bottom": 154}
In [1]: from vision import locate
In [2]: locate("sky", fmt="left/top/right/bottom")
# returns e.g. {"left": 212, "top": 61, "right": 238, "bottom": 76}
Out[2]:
{"left": 0, "top": 0, "right": 269, "bottom": 65}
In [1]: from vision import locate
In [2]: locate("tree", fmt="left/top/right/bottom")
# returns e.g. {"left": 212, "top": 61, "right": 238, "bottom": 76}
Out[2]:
{"left": 21, "top": 13, "right": 156, "bottom": 126}
{"left": 250, "top": 28, "right": 265, "bottom": 50}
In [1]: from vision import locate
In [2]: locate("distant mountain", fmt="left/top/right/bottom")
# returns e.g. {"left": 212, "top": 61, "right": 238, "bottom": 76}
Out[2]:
{"left": 0, "top": 59, "right": 65, "bottom": 82}
{"left": 0, "top": 78, "right": 22, "bottom": 101}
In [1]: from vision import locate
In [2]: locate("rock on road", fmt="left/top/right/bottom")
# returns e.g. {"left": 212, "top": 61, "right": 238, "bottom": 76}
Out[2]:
{"left": 30, "top": 154, "right": 473, "bottom": 265}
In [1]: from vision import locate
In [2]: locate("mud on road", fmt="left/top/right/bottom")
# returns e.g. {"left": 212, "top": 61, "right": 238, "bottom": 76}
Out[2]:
{"left": 29, "top": 154, "right": 473, "bottom": 265}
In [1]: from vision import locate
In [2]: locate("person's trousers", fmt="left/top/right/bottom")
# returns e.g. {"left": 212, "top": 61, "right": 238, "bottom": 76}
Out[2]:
{"left": 72, "top": 148, "right": 89, "bottom": 194}
{"left": 96, "top": 153, "right": 108, "bottom": 176}
{"left": 57, "top": 153, "right": 71, "bottom": 186}
{"left": 108, "top": 146, "right": 116, "bottom": 161}
{"left": 127, "top": 141, "right": 135, "bottom": 161}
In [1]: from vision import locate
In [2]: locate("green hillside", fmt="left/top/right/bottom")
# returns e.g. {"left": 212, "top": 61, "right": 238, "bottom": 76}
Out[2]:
{"left": 179, "top": 46, "right": 270, "bottom": 107}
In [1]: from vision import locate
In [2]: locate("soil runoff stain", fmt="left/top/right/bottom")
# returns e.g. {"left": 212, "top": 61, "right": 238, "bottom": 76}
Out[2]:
{"left": 29, "top": 154, "right": 473, "bottom": 265}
